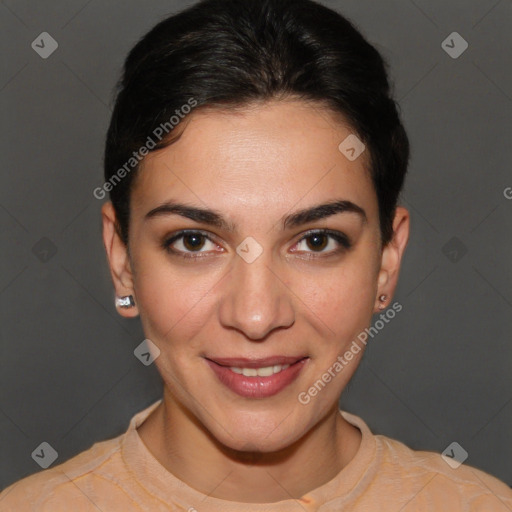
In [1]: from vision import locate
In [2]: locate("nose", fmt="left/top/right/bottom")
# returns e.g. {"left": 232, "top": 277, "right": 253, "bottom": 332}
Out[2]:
{"left": 218, "top": 251, "right": 295, "bottom": 340}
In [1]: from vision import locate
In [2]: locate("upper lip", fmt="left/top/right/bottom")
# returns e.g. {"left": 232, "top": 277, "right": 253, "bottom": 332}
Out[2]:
{"left": 206, "top": 356, "right": 308, "bottom": 368}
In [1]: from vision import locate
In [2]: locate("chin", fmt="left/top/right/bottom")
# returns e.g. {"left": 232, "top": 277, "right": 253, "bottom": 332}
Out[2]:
{"left": 209, "top": 413, "right": 306, "bottom": 454}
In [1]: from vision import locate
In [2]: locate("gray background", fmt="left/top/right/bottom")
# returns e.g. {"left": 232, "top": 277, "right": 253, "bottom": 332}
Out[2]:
{"left": 1, "top": 0, "right": 511, "bottom": 493}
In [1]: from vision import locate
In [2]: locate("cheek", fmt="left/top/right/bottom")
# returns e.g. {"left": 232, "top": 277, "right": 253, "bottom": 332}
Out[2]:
{"left": 134, "top": 270, "right": 217, "bottom": 383}
{"left": 132, "top": 252, "right": 222, "bottom": 345}
{"left": 292, "top": 255, "right": 379, "bottom": 340}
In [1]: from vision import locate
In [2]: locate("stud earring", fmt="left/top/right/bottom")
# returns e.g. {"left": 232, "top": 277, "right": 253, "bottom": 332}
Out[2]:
{"left": 378, "top": 294, "right": 387, "bottom": 310}
{"left": 115, "top": 295, "right": 135, "bottom": 308}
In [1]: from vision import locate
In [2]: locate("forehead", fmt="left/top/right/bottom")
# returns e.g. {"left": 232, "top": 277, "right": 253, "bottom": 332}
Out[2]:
{"left": 131, "top": 99, "right": 377, "bottom": 221}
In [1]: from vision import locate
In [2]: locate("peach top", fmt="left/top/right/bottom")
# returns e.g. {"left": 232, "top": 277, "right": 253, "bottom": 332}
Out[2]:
{"left": 1, "top": 399, "right": 511, "bottom": 511}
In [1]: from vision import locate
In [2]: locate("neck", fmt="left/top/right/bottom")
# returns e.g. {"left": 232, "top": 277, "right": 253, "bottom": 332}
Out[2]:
{"left": 137, "top": 391, "right": 361, "bottom": 503}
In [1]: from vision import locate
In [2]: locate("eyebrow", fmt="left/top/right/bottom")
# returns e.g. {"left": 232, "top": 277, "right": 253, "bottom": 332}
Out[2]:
{"left": 144, "top": 199, "right": 367, "bottom": 230}
{"left": 283, "top": 200, "right": 366, "bottom": 228}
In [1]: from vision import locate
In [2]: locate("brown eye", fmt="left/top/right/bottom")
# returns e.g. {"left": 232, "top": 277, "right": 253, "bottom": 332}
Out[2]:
{"left": 163, "top": 230, "right": 223, "bottom": 259}
{"left": 292, "top": 229, "right": 352, "bottom": 257}
{"left": 306, "top": 233, "right": 328, "bottom": 251}
{"left": 182, "top": 233, "right": 206, "bottom": 251}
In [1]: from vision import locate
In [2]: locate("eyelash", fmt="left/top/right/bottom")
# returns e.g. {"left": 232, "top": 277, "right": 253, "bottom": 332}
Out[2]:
{"left": 162, "top": 229, "right": 352, "bottom": 261}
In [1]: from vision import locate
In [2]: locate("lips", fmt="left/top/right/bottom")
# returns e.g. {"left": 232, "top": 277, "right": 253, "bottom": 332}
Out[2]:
{"left": 205, "top": 356, "right": 309, "bottom": 398}
{"left": 206, "top": 355, "right": 308, "bottom": 368}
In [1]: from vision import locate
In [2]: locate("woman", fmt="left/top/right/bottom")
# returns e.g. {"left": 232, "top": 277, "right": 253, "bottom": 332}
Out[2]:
{"left": 2, "top": 0, "right": 511, "bottom": 510}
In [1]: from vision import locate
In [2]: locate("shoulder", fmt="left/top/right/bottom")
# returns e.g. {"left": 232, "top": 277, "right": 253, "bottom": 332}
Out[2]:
{"left": 0, "top": 435, "right": 123, "bottom": 512}
{"left": 376, "top": 434, "right": 512, "bottom": 509}
{"left": 341, "top": 410, "right": 512, "bottom": 510}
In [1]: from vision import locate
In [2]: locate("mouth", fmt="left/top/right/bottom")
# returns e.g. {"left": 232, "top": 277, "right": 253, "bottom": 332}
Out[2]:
{"left": 206, "top": 355, "right": 308, "bottom": 368}
{"left": 204, "top": 356, "right": 309, "bottom": 398}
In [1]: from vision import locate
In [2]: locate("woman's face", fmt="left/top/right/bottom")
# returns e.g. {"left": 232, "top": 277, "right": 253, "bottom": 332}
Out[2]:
{"left": 105, "top": 99, "right": 407, "bottom": 452}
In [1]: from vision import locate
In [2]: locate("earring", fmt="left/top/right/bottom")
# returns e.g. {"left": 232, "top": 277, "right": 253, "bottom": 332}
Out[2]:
{"left": 378, "top": 294, "right": 387, "bottom": 310}
{"left": 115, "top": 295, "right": 135, "bottom": 308}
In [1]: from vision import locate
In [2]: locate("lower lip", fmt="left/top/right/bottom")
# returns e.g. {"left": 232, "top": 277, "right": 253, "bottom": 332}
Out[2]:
{"left": 205, "top": 358, "right": 309, "bottom": 399}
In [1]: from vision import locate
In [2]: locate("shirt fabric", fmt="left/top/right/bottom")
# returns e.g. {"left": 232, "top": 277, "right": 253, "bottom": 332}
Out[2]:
{"left": 1, "top": 399, "right": 511, "bottom": 511}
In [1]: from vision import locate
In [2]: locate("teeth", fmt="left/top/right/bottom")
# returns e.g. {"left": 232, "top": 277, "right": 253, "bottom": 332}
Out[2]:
{"left": 229, "top": 364, "right": 290, "bottom": 377}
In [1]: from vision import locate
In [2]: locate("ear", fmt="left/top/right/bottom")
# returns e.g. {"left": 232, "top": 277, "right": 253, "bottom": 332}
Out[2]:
{"left": 374, "top": 206, "right": 410, "bottom": 312}
{"left": 102, "top": 202, "right": 139, "bottom": 318}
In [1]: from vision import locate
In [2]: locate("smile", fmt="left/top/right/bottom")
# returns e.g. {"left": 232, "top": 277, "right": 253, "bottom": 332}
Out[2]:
{"left": 205, "top": 357, "right": 309, "bottom": 398}
{"left": 228, "top": 364, "right": 290, "bottom": 377}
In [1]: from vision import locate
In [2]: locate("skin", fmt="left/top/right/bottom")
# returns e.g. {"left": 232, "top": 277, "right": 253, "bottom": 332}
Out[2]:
{"left": 102, "top": 99, "right": 409, "bottom": 503}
